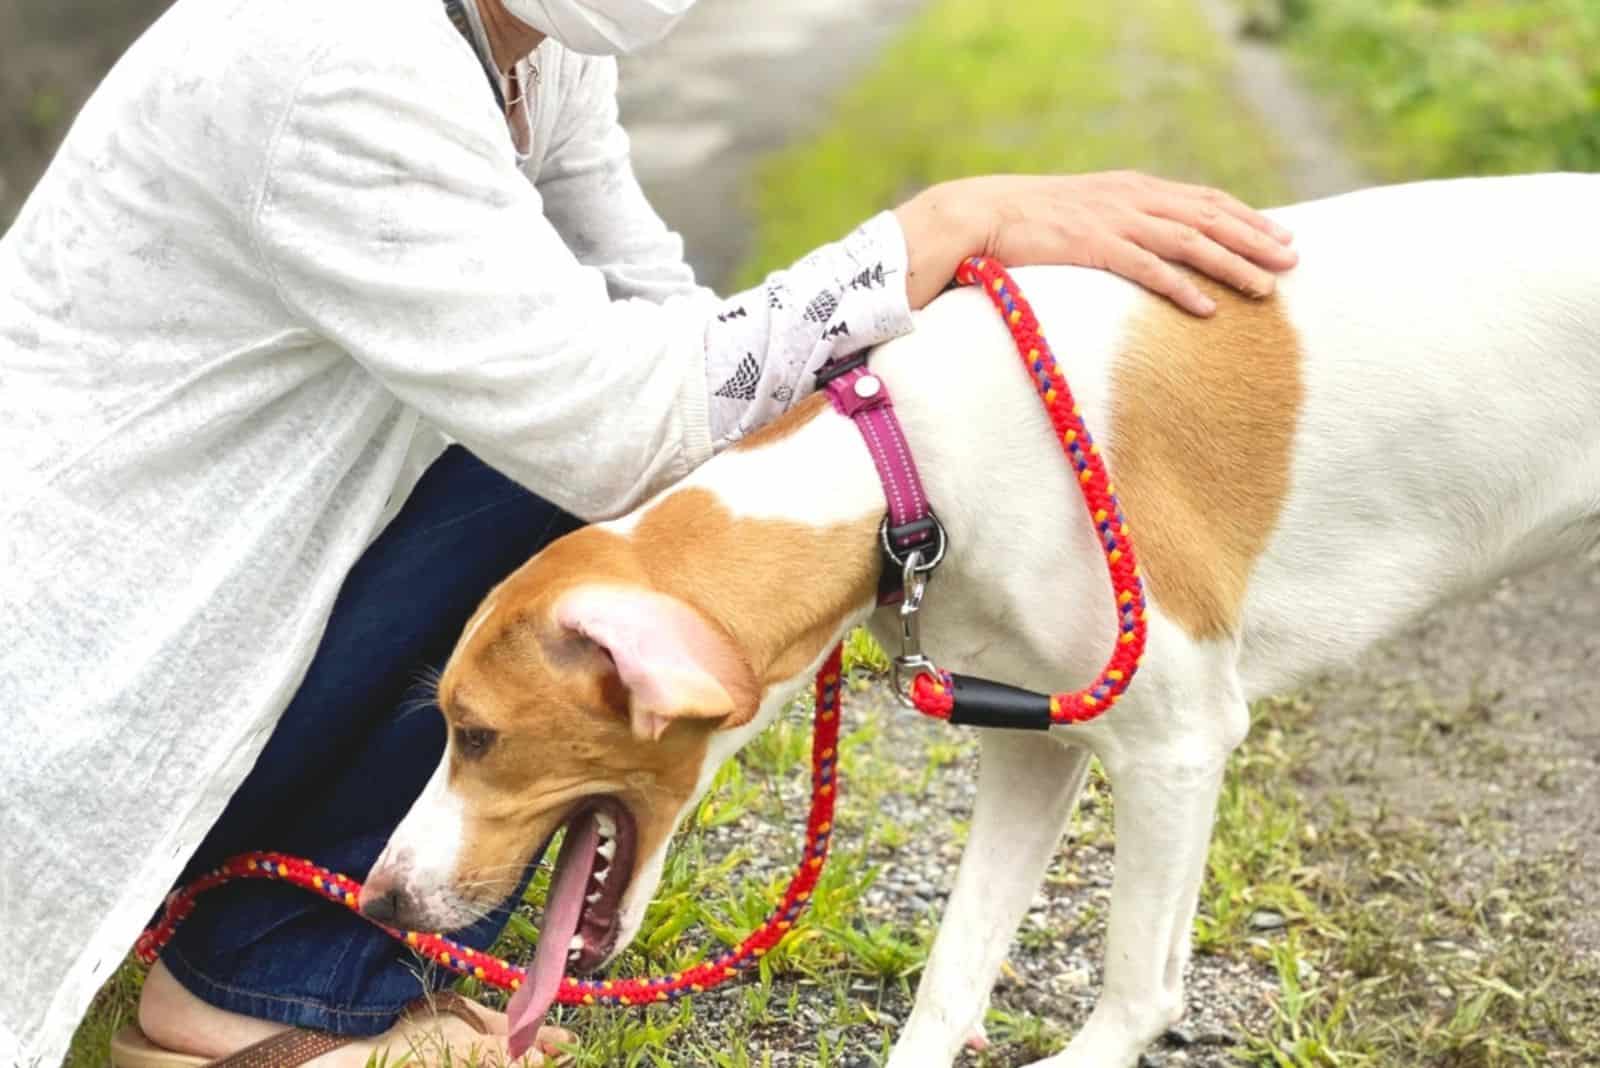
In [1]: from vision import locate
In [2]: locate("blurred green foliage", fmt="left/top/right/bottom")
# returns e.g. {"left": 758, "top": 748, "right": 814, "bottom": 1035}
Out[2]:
{"left": 735, "top": 0, "right": 1291, "bottom": 286}
{"left": 1246, "top": 0, "right": 1600, "bottom": 177}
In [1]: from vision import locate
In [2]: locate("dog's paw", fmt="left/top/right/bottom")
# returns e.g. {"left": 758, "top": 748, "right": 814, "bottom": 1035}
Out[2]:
{"left": 962, "top": 1020, "right": 991, "bottom": 1053}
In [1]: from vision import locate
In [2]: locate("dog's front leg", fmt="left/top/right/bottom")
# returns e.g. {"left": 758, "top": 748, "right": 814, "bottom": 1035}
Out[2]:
{"left": 1029, "top": 709, "right": 1245, "bottom": 1068}
{"left": 887, "top": 730, "right": 1092, "bottom": 1068}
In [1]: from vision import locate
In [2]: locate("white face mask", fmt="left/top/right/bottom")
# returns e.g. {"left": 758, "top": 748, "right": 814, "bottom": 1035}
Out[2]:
{"left": 499, "top": 0, "right": 696, "bottom": 55}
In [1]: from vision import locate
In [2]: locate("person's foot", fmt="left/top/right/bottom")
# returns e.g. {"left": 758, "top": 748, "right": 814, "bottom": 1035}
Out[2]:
{"left": 137, "top": 960, "right": 574, "bottom": 1066}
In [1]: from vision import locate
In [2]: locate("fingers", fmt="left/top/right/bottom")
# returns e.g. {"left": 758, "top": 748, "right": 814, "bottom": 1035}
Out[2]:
{"left": 1129, "top": 216, "right": 1278, "bottom": 301}
{"left": 1097, "top": 174, "right": 1296, "bottom": 276}
{"left": 1175, "top": 180, "right": 1295, "bottom": 246}
{"left": 1169, "top": 197, "right": 1300, "bottom": 272}
{"left": 1100, "top": 236, "right": 1217, "bottom": 317}
{"left": 1121, "top": 171, "right": 1296, "bottom": 256}
{"left": 976, "top": 172, "right": 1299, "bottom": 316}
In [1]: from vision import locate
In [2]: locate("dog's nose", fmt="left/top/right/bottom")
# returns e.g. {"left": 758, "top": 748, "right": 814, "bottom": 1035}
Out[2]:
{"left": 359, "top": 883, "right": 412, "bottom": 925}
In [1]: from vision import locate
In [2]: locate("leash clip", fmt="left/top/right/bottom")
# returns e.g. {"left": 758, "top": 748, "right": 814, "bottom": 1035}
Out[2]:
{"left": 891, "top": 549, "right": 940, "bottom": 707}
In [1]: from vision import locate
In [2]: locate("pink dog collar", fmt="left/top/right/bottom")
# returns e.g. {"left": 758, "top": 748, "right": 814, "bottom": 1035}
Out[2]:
{"left": 817, "top": 356, "right": 945, "bottom": 605}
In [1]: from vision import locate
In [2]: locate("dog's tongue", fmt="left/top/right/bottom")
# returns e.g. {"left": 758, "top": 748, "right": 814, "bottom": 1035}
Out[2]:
{"left": 506, "top": 813, "right": 598, "bottom": 1060}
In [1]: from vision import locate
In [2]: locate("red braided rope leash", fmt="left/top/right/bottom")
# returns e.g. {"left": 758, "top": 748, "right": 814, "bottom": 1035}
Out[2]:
{"left": 133, "top": 259, "right": 1145, "bottom": 1007}
{"left": 136, "top": 650, "right": 844, "bottom": 1008}
{"left": 908, "top": 257, "right": 1148, "bottom": 724}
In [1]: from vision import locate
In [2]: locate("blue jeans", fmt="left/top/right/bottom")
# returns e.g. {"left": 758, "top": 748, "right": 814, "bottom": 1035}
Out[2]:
{"left": 162, "top": 446, "right": 580, "bottom": 1035}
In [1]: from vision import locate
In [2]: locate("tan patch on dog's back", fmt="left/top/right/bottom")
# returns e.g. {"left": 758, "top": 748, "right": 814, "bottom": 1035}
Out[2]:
{"left": 1108, "top": 279, "right": 1303, "bottom": 640}
{"left": 731, "top": 393, "right": 830, "bottom": 453}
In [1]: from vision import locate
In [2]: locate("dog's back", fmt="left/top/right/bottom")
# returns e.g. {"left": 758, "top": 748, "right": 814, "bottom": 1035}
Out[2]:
{"left": 868, "top": 173, "right": 1600, "bottom": 699}
{"left": 1243, "top": 175, "right": 1600, "bottom": 692}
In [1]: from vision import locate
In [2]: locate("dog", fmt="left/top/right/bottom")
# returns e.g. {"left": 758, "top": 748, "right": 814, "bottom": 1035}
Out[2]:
{"left": 360, "top": 173, "right": 1600, "bottom": 1066}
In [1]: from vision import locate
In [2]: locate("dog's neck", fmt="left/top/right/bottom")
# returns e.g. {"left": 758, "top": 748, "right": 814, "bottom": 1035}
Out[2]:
{"left": 603, "top": 395, "right": 889, "bottom": 696}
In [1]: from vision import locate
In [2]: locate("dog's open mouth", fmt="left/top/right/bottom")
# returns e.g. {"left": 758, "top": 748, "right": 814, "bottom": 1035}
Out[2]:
{"left": 506, "top": 797, "right": 637, "bottom": 1044}
{"left": 559, "top": 797, "right": 637, "bottom": 973}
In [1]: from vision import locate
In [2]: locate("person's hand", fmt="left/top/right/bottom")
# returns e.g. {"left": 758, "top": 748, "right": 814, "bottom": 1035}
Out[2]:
{"left": 894, "top": 172, "right": 1298, "bottom": 316}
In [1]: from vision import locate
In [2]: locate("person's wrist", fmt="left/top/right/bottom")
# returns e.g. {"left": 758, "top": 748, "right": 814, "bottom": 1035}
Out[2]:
{"left": 895, "top": 180, "right": 989, "bottom": 309}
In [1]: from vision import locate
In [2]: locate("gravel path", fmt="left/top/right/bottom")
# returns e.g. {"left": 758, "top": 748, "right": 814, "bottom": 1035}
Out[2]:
{"left": 1308, "top": 546, "right": 1600, "bottom": 956}
{"left": 659, "top": 678, "right": 1279, "bottom": 1067}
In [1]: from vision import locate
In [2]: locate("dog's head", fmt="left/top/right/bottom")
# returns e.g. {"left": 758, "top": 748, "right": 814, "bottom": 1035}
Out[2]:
{"left": 361, "top": 522, "right": 764, "bottom": 945}
{"left": 362, "top": 456, "right": 882, "bottom": 1042}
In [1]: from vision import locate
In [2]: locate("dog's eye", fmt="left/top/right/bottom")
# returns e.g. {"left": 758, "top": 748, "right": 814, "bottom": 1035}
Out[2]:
{"left": 454, "top": 726, "right": 498, "bottom": 761}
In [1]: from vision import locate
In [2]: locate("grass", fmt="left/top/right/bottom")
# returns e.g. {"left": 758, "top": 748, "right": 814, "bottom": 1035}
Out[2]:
{"left": 64, "top": 964, "right": 143, "bottom": 1067}
{"left": 1198, "top": 690, "right": 1600, "bottom": 1067}
{"left": 1244, "top": 0, "right": 1600, "bottom": 179}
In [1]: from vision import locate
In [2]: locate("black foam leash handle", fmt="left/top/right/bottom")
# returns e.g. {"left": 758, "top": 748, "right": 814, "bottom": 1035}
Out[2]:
{"left": 946, "top": 674, "right": 1055, "bottom": 731}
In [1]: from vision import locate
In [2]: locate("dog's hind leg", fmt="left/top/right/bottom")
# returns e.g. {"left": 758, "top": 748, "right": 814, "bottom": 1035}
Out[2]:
{"left": 1031, "top": 697, "right": 1249, "bottom": 1068}
{"left": 887, "top": 731, "right": 1092, "bottom": 1068}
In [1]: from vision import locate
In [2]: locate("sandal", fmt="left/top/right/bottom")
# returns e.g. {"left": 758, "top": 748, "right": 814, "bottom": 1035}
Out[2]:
{"left": 109, "top": 992, "right": 508, "bottom": 1068}
{"left": 109, "top": 1023, "right": 354, "bottom": 1068}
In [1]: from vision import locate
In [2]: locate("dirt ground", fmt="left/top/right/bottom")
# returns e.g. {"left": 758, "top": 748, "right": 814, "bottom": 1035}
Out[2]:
{"left": 1312, "top": 549, "right": 1600, "bottom": 952}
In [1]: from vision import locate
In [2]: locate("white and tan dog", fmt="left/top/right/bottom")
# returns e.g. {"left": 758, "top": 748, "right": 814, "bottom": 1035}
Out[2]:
{"left": 362, "top": 174, "right": 1600, "bottom": 1066}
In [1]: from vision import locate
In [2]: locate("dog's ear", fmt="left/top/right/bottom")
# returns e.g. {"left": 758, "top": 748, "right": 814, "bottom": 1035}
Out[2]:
{"left": 554, "top": 586, "right": 760, "bottom": 741}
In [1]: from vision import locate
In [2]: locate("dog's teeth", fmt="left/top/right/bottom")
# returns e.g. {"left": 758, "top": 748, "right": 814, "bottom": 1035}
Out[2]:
{"left": 569, "top": 936, "right": 585, "bottom": 953}
{"left": 596, "top": 812, "right": 617, "bottom": 839}
{"left": 592, "top": 866, "right": 609, "bottom": 886}
{"left": 586, "top": 891, "right": 603, "bottom": 905}
{"left": 596, "top": 839, "right": 617, "bottom": 862}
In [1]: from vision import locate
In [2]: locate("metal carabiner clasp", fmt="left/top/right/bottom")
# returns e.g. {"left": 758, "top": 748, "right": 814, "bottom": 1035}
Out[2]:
{"left": 891, "top": 654, "right": 936, "bottom": 708}
{"left": 891, "top": 549, "right": 937, "bottom": 707}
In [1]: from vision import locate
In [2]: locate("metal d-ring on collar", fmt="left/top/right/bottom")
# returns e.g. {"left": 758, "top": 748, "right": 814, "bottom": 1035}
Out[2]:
{"left": 878, "top": 514, "right": 947, "bottom": 575}
{"left": 816, "top": 355, "right": 949, "bottom": 707}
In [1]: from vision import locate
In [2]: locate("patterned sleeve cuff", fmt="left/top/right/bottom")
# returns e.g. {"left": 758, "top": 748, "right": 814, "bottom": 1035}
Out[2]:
{"left": 703, "top": 211, "right": 915, "bottom": 449}
{"left": 823, "top": 209, "right": 916, "bottom": 358}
